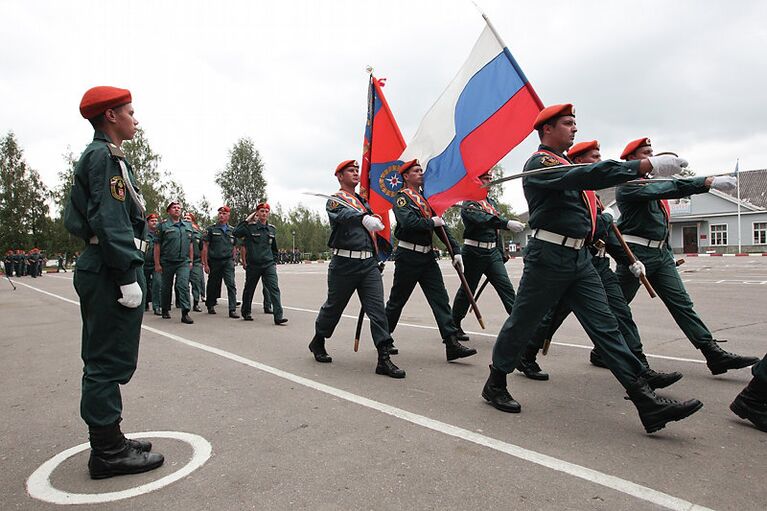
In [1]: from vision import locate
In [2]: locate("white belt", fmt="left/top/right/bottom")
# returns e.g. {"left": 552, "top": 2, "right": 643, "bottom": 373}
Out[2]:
{"left": 332, "top": 248, "right": 372, "bottom": 259}
{"left": 622, "top": 235, "right": 666, "bottom": 249}
{"left": 90, "top": 235, "right": 149, "bottom": 252}
{"left": 464, "top": 239, "right": 495, "bottom": 250}
{"left": 397, "top": 241, "right": 432, "bottom": 253}
{"left": 532, "top": 229, "right": 586, "bottom": 250}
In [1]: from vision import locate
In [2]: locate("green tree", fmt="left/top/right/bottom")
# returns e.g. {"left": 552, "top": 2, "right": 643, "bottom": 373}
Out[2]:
{"left": 49, "top": 148, "right": 82, "bottom": 257}
{"left": 0, "top": 131, "right": 50, "bottom": 250}
{"left": 216, "top": 138, "right": 267, "bottom": 223}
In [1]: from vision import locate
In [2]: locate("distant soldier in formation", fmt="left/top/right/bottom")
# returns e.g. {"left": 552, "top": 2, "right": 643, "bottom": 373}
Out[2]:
{"left": 3, "top": 250, "right": 12, "bottom": 276}
{"left": 482, "top": 104, "right": 703, "bottom": 434}
{"left": 384, "top": 159, "right": 476, "bottom": 362}
{"left": 234, "top": 202, "right": 287, "bottom": 324}
{"left": 203, "top": 206, "right": 239, "bottom": 318}
{"left": 155, "top": 201, "right": 194, "bottom": 324}
{"left": 184, "top": 212, "right": 205, "bottom": 312}
{"left": 64, "top": 85, "right": 163, "bottom": 478}
{"left": 614, "top": 137, "right": 759, "bottom": 375}
{"left": 144, "top": 213, "right": 161, "bottom": 315}
{"left": 309, "top": 160, "right": 404, "bottom": 378}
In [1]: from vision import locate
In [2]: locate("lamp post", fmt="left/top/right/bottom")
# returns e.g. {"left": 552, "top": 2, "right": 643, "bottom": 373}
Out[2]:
{"left": 292, "top": 230, "right": 296, "bottom": 253}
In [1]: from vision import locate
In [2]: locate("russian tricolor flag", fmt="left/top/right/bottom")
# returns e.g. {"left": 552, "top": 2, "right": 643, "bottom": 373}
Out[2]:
{"left": 400, "top": 22, "right": 543, "bottom": 215}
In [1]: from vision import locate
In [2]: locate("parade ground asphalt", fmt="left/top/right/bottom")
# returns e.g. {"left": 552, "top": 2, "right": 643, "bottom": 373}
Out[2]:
{"left": 1, "top": 256, "right": 765, "bottom": 511}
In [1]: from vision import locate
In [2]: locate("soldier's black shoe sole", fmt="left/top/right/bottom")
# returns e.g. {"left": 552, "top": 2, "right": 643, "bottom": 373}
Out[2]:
{"left": 708, "top": 357, "right": 760, "bottom": 375}
{"left": 517, "top": 368, "right": 549, "bottom": 381}
{"left": 481, "top": 388, "right": 521, "bottom": 413}
{"left": 274, "top": 318, "right": 288, "bottom": 325}
{"left": 642, "top": 400, "right": 703, "bottom": 434}
{"left": 446, "top": 347, "right": 477, "bottom": 361}
{"left": 729, "top": 399, "right": 767, "bottom": 432}
{"left": 88, "top": 451, "right": 164, "bottom": 480}
{"left": 375, "top": 364, "right": 406, "bottom": 379}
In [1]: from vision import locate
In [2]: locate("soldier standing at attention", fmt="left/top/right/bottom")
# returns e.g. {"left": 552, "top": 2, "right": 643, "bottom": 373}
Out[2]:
{"left": 202, "top": 206, "right": 239, "bottom": 318}
{"left": 154, "top": 201, "right": 194, "bottom": 324}
{"left": 144, "top": 213, "right": 161, "bottom": 315}
{"left": 482, "top": 104, "right": 703, "bottom": 434}
{"left": 615, "top": 138, "right": 759, "bottom": 375}
{"left": 450, "top": 170, "right": 525, "bottom": 342}
{"left": 234, "top": 202, "right": 287, "bottom": 324}
{"left": 384, "top": 159, "right": 476, "bottom": 362}
{"left": 309, "top": 160, "right": 404, "bottom": 378}
{"left": 184, "top": 212, "right": 205, "bottom": 312}
{"left": 64, "top": 86, "right": 163, "bottom": 478}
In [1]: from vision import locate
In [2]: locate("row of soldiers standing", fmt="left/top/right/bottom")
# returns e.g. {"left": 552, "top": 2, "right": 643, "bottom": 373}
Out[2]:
{"left": 3, "top": 248, "right": 47, "bottom": 278}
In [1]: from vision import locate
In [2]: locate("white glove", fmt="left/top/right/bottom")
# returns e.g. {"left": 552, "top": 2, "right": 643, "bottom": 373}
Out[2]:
{"left": 710, "top": 176, "right": 737, "bottom": 191}
{"left": 601, "top": 207, "right": 615, "bottom": 222}
{"left": 431, "top": 216, "right": 446, "bottom": 227}
{"left": 647, "top": 155, "right": 689, "bottom": 175}
{"left": 629, "top": 260, "right": 646, "bottom": 278}
{"left": 362, "top": 215, "right": 385, "bottom": 232}
{"left": 117, "top": 282, "right": 143, "bottom": 308}
{"left": 452, "top": 254, "right": 464, "bottom": 272}
{"left": 506, "top": 220, "right": 525, "bottom": 233}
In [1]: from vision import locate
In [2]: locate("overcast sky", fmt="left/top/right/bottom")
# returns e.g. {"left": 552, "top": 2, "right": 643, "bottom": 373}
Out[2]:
{"left": 2, "top": 0, "right": 766, "bottom": 216}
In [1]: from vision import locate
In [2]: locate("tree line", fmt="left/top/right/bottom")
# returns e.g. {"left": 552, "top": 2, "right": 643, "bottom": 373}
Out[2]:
{"left": 0, "top": 130, "right": 517, "bottom": 261}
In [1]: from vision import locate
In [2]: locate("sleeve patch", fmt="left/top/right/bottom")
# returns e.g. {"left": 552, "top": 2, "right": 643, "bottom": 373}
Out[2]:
{"left": 540, "top": 156, "right": 561, "bottom": 167}
{"left": 110, "top": 176, "right": 126, "bottom": 201}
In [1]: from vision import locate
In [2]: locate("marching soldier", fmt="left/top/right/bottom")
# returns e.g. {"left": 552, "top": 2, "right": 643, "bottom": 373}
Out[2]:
{"left": 64, "top": 86, "right": 163, "bottom": 478}
{"left": 450, "top": 170, "right": 525, "bottom": 341}
{"left": 184, "top": 212, "right": 205, "bottom": 312}
{"left": 57, "top": 252, "right": 67, "bottom": 272}
{"left": 482, "top": 104, "right": 703, "bottom": 434}
{"left": 384, "top": 159, "right": 476, "bottom": 362}
{"left": 144, "top": 213, "right": 161, "bottom": 315}
{"left": 730, "top": 353, "right": 767, "bottom": 432}
{"left": 3, "top": 250, "right": 12, "bottom": 276}
{"left": 234, "top": 202, "right": 287, "bottom": 324}
{"left": 522, "top": 140, "right": 682, "bottom": 388}
{"left": 202, "top": 206, "right": 239, "bottom": 318}
{"left": 615, "top": 138, "right": 759, "bottom": 374}
{"left": 309, "top": 160, "right": 404, "bottom": 378}
{"left": 154, "top": 201, "right": 194, "bottom": 324}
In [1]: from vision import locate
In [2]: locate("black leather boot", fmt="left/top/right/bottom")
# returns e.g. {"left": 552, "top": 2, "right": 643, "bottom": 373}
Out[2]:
{"left": 730, "top": 376, "right": 767, "bottom": 432}
{"left": 626, "top": 379, "right": 703, "bottom": 434}
{"left": 114, "top": 419, "right": 151, "bottom": 452}
{"left": 161, "top": 309, "right": 171, "bottom": 319}
{"left": 207, "top": 306, "right": 216, "bottom": 314}
{"left": 642, "top": 368, "right": 683, "bottom": 390}
{"left": 181, "top": 310, "right": 194, "bottom": 324}
{"left": 444, "top": 334, "right": 477, "bottom": 361}
{"left": 375, "top": 345, "right": 406, "bottom": 378}
{"left": 192, "top": 301, "right": 202, "bottom": 312}
{"left": 88, "top": 423, "right": 164, "bottom": 479}
{"left": 229, "top": 310, "right": 240, "bottom": 319}
{"left": 700, "top": 341, "right": 760, "bottom": 375}
{"left": 308, "top": 334, "right": 332, "bottom": 363}
{"left": 482, "top": 365, "right": 520, "bottom": 413}
{"left": 590, "top": 349, "right": 607, "bottom": 368}
{"left": 455, "top": 323, "right": 470, "bottom": 342}
{"left": 516, "top": 345, "right": 549, "bottom": 381}
{"left": 388, "top": 344, "right": 399, "bottom": 355}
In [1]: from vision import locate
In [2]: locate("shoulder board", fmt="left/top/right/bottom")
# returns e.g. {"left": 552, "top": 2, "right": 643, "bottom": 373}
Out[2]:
{"left": 107, "top": 143, "right": 125, "bottom": 158}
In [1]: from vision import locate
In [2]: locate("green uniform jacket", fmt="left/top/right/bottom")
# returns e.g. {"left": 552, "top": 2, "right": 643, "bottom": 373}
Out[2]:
{"left": 616, "top": 177, "right": 709, "bottom": 241}
{"left": 144, "top": 231, "right": 157, "bottom": 271}
{"left": 461, "top": 198, "right": 509, "bottom": 250}
{"left": 234, "top": 221, "right": 278, "bottom": 266}
{"left": 191, "top": 227, "right": 203, "bottom": 263}
{"left": 393, "top": 189, "right": 459, "bottom": 252}
{"left": 64, "top": 131, "right": 146, "bottom": 285}
{"left": 326, "top": 193, "right": 375, "bottom": 252}
{"left": 157, "top": 219, "right": 193, "bottom": 263}
{"left": 203, "top": 224, "right": 236, "bottom": 260}
{"left": 523, "top": 145, "right": 641, "bottom": 238}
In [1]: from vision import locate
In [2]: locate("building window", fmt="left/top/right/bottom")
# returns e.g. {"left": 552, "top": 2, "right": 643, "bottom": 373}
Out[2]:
{"left": 754, "top": 222, "right": 767, "bottom": 245}
{"left": 710, "top": 224, "right": 728, "bottom": 246}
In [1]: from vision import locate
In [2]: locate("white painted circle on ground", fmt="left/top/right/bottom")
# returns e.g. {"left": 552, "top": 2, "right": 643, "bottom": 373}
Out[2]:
{"left": 26, "top": 431, "right": 212, "bottom": 505}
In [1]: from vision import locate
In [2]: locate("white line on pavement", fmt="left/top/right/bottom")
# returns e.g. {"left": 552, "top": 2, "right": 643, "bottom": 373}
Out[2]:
{"left": 15, "top": 280, "right": 715, "bottom": 511}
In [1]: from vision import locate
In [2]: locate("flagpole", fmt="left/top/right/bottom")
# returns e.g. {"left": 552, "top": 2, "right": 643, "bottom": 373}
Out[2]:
{"left": 736, "top": 158, "right": 742, "bottom": 253}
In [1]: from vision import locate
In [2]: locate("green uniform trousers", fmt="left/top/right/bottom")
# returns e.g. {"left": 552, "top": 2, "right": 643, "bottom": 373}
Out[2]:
{"left": 492, "top": 239, "right": 645, "bottom": 388}
{"left": 242, "top": 264, "right": 283, "bottom": 319}
{"left": 206, "top": 258, "right": 237, "bottom": 312}
{"left": 385, "top": 249, "right": 459, "bottom": 340}
{"left": 315, "top": 256, "right": 392, "bottom": 348}
{"left": 452, "top": 245, "right": 515, "bottom": 328}
{"left": 143, "top": 267, "right": 162, "bottom": 313}
{"left": 161, "top": 260, "right": 191, "bottom": 312}
{"left": 74, "top": 249, "right": 144, "bottom": 427}
{"left": 262, "top": 285, "right": 272, "bottom": 311}
{"left": 616, "top": 245, "right": 713, "bottom": 348}
{"left": 530, "top": 255, "right": 648, "bottom": 366}
{"left": 190, "top": 261, "right": 205, "bottom": 303}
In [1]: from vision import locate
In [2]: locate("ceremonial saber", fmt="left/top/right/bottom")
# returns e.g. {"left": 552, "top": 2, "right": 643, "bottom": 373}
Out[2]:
{"left": 469, "top": 277, "right": 490, "bottom": 314}
{"left": 435, "top": 225, "right": 485, "bottom": 329}
{"left": 484, "top": 163, "right": 590, "bottom": 187}
{"left": 4, "top": 273, "right": 16, "bottom": 291}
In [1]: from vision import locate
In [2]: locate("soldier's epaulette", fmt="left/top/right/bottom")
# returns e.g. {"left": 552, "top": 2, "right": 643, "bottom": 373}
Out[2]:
{"left": 107, "top": 143, "right": 125, "bottom": 159}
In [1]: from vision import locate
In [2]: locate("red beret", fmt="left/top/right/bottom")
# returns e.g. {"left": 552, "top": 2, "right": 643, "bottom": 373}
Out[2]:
{"left": 620, "top": 137, "right": 652, "bottom": 160}
{"left": 335, "top": 159, "right": 358, "bottom": 174}
{"left": 218, "top": 206, "right": 231, "bottom": 213}
{"left": 146, "top": 213, "right": 159, "bottom": 221}
{"left": 166, "top": 201, "right": 180, "bottom": 211}
{"left": 79, "top": 86, "right": 132, "bottom": 120}
{"left": 568, "top": 140, "right": 600, "bottom": 159}
{"left": 185, "top": 212, "right": 196, "bottom": 222}
{"left": 533, "top": 103, "right": 575, "bottom": 130}
{"left": 256, "top": 202, "right": 270, "bottom": 211}
{"left": 398, "top": 159, "right": 421, "bottom": 175}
